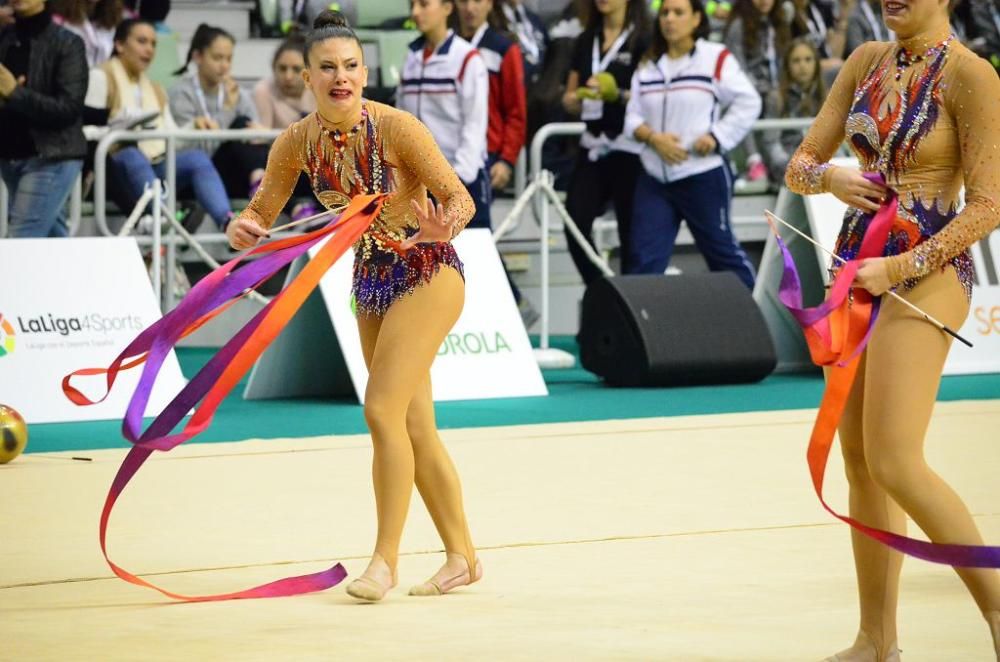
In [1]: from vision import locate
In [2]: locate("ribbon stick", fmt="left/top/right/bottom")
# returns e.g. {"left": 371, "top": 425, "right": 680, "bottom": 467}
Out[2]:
{"left": 768, "top": 178, "right": 1000, "bottom": 568}
{"left": 65, "top": 195, "right": 387, "bottom": 600}
{"left": 765, "top": 211, "right": 972, "bottom": 348}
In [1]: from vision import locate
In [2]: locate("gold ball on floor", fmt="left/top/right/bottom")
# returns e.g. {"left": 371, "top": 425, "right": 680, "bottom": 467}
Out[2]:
{"left": 0, "top": 404, "right": 28, "bottom": 464}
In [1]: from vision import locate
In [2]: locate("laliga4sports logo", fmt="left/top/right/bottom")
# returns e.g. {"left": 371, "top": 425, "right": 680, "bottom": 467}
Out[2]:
{"left": 0, "top": 311, "right": 144, "bottom": 353}
{"left": 0, "top": 312, "right": 15, "bottom": 357}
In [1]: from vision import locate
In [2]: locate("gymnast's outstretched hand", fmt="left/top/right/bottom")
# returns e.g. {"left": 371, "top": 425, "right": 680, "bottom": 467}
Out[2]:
{"left": 402, "top": 197, "right": 457, "bottom": 249}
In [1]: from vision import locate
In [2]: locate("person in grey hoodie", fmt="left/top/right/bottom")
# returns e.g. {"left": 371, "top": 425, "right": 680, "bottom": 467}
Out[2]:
{"left": 168, "top": 23, "right": 269, "bottom": 200}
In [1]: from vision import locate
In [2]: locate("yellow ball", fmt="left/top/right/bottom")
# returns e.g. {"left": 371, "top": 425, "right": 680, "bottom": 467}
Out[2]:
{"left": 0, "top": 404, "right": 28, "bottom": 464}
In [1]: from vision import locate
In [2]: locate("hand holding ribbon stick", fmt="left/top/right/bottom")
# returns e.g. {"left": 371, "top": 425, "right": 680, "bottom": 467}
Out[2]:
{"left": 765, "top": 210, "right": 972, "bottom": 348}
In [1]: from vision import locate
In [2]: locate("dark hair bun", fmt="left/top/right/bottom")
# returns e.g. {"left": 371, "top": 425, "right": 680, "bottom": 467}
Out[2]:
{"left": 313, "top": 9, "right": 350, "bottom": 31}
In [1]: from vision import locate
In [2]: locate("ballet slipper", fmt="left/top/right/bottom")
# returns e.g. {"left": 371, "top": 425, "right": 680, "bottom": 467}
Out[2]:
{"left": 408, "top": 552, "right": 483, "bottom": 597}
{"left": 823, "top": 631, "right": 900, "bottom": 662}
{"left": 345, "top": 553, "right": 397, "bottom": 602}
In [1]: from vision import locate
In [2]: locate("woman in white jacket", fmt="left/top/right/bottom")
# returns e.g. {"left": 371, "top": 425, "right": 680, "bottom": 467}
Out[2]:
{"left": 625, "top": 0, "right": 761, "bottom": 288}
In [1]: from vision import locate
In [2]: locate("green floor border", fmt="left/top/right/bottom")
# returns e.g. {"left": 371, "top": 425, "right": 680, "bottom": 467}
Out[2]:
{"left": 23, "top": 336, "right": 1000, "bottom": 454}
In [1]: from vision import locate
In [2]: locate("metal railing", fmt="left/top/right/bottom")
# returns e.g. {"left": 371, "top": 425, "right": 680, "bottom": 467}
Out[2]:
{"left": 90, "top": 128, "right": 284, "bottom": 311}
{"left": 92, "top": 127, "right": 283, "bottom": 236}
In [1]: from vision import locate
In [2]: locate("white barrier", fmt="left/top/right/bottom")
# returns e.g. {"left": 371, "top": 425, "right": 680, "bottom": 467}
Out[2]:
{"left": 244, "top": 229, "right": 547, "bottom": 403}
{"left": 0, "top": 237, "right": 186, "bottom": 423}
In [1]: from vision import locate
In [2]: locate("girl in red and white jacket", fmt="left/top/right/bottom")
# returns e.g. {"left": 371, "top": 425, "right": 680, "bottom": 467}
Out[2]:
{"left": 454, "top": 0, "right": 526, "bottom": 192}
{"left": 399, "top": 0, "right": 491, "bottom": 227}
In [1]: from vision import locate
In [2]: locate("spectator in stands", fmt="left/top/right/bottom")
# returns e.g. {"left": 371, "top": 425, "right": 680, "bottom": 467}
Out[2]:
{"left": 500, "top": 0, "right": 548, "bottom": 83}
{"left": 253, "top": 34, "right": 316, "bottom": 129}
{"left": 454, "top": 0, "right": 526, "bottom": 193}
{"left": 561, "top": 0, "right": 651, "bottom": 283}
{"left": 843, "top": 0, "right": 889, "bottom": 58}
{"left": 452, "top": 0, "right": 535, "bottom": 323}
{"left": 724, "top": 0, "right": 803, "bottom": 187}
{"left": 625, "top": 0, "right": 759, "bottom": 288}
{"left": 791, "top": 0, "right": 849, "bottom": 72}
{"left": 169, "top": 24, "right": 270, "bottom": 202}
{"left": 399, "top": 0, "right": 491, "bottom": 228}
{"left": 51, "top": 0, "right": 122, "bottom": 68}
{"left": 498, "top": 0, "right": 548, "bottom": 161}
{"left": 0, "top": 0, "right": 87, "bottom": 238}
{"left": 724, "top": 0, "right": 798, "bottom": 99}
{"left": 253, "top": 35, "right": 320, "bottom": 223}
{"left": 760, "top": 37, "right": 824, "bottom": 180}
{"left": 97, "top": 19, "right": 233, "bottom": 229}
{"left": 525, "top": 0, "right": 583, "bottom": 182}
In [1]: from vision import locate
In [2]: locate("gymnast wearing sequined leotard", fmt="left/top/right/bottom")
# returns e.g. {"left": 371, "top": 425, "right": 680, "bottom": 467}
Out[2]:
{"left": 226, "top": 11, "right": 482, "bottom": 602}
{"left": 785, "top": 0, "right": 1000, "bottom": 658}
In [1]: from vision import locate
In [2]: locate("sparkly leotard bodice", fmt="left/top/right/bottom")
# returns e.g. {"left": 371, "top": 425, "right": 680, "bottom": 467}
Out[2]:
{"left": 242, "top": 101, "right": 474, "bottom": 315}
{"left": 785, "top": 37, "right": 1000, "bottom": 296}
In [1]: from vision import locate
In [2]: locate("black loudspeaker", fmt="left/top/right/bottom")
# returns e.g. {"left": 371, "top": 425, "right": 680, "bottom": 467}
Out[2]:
{"left": 578, "top": 273, "right": 777, "bottom": 387}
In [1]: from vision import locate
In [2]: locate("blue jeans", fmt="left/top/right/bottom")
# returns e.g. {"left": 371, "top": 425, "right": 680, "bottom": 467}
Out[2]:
{"left": 111, "top": 147, "right": 232, "bottom": 227}
{"left": 628, "top": 165, "right": 756, "bottom": 289}
{"left": 1, "top": 158, "right": 82, "bottom": 238}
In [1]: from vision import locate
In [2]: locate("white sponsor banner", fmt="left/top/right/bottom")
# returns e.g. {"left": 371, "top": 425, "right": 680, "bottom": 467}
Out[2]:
{"left": 800, "top": 160, "right": 1000, "bottom": 374}
{"left": 0, "top": 238, "right": 187, "bottom": 423}
{"left": 246, "top": 228, "right": 547, "bottom": 402}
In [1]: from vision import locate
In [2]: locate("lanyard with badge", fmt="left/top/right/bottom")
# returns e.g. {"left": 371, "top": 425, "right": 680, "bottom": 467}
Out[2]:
{"left": 806, "top": 3, "right": 829, "bottom": 54}
{"left": 807, "top": 4, "right": 827, "bottom": 41}
{"left": 193, "top": 75, "right": 225, "bottom": 122}
{"left": 765, "top": 25, "right": 778, "bottom": 87}
{"left": 504, "top": 4, "right": 540, "bottom": 65}
{"left": 581, "top": 25, "right": 634, "bottom": 121}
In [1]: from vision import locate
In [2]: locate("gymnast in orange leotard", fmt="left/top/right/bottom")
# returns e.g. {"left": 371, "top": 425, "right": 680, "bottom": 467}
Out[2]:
{"left": 785, "top": 0, "right": 1000, "bottom": 658}
{"left": 226, "top": 10, "right": 482, "bottom": 603}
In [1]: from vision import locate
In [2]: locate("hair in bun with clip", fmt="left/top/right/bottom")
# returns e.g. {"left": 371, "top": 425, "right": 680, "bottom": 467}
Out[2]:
{"left": 305, "top": 9, "right": 363, "bottom": 64}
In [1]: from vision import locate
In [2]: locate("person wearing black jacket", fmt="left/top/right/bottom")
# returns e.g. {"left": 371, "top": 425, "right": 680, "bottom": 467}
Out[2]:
{"left": 0, "top": 0, "right": 87, "bottom": 237}
{"left": 561, "top": 0, "right": 651, "bottom": 284}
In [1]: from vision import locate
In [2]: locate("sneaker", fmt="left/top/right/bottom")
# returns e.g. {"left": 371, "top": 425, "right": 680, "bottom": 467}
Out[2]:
{"left": 746, "top": 156, "right": 768, "bottom": 182}
{"left": 178, "top": 203, "right": 206, "bottom": 234}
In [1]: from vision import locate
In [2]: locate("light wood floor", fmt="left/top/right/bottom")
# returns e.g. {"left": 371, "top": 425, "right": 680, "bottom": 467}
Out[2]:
{"left": 2, "top": 402, "right": 999, "bottom": 661}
